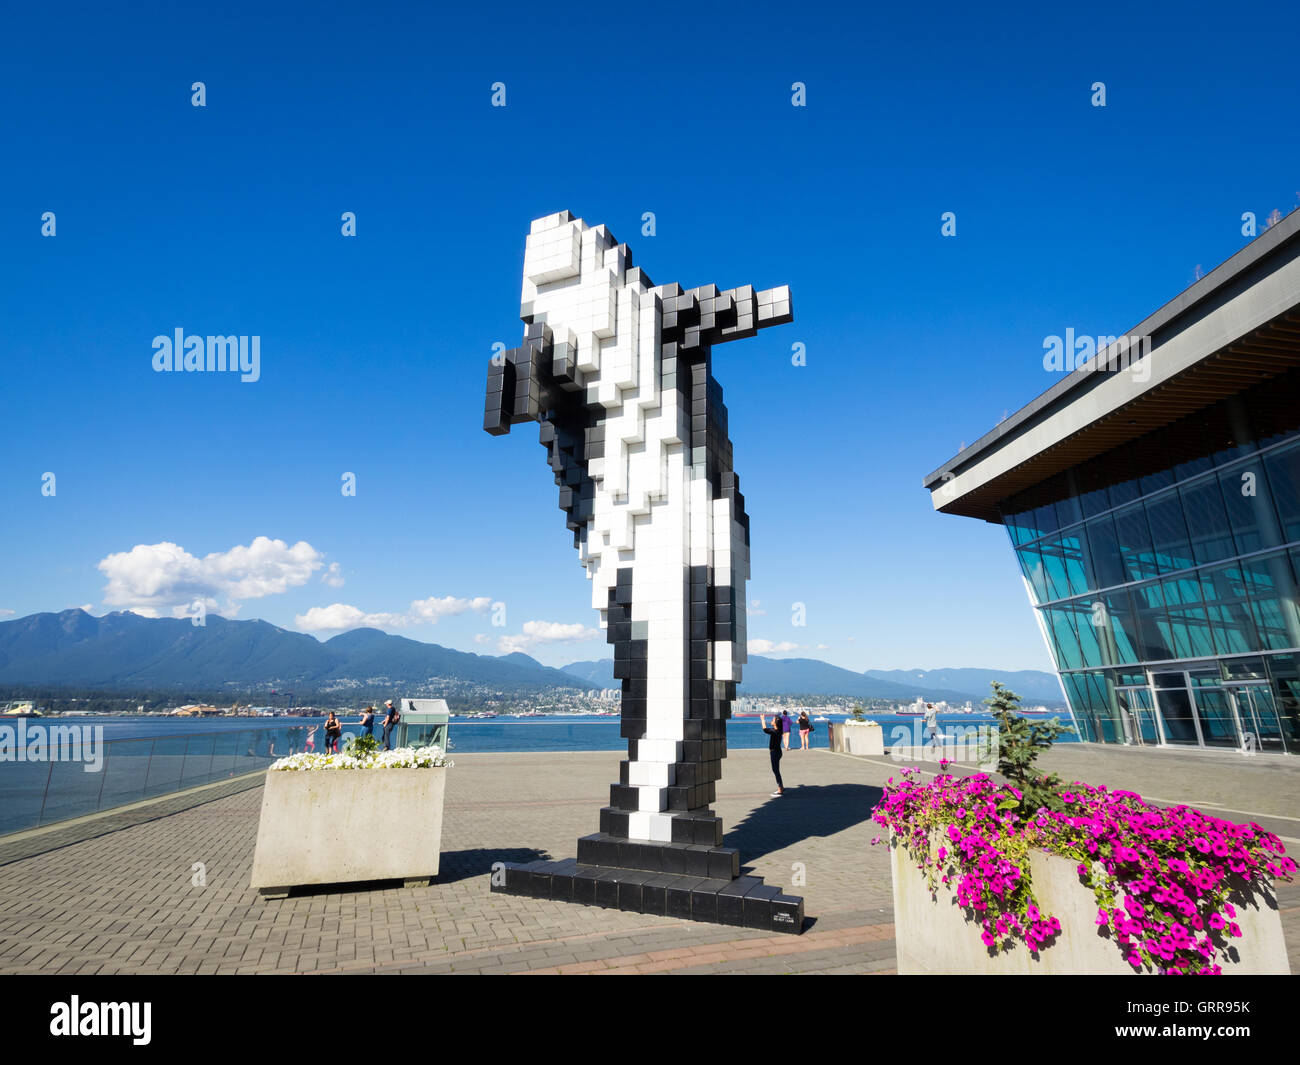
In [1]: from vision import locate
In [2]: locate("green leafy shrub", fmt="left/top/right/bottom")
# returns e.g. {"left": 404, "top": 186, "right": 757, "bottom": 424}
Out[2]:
{"left": 984, "top": 681, "right": 1072, "bottom": 816}
{"left": 344, "top": 733, "right": 380, "bottom": 759}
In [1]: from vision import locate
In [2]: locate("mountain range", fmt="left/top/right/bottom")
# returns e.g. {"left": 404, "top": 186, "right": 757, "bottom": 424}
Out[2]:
{"left": 0, "top": 610, "right": 582, "bottom": 694}
{"left": 561, "top": 658, "right": 1064, "bottom": 705}
{"left": 0, "top": 610, "right": 1063, "bottom": 705}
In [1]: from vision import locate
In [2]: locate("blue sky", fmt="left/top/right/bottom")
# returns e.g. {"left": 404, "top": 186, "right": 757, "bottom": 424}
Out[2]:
{"left": 3, "top": 0, "right": 1298, "bottom": 672}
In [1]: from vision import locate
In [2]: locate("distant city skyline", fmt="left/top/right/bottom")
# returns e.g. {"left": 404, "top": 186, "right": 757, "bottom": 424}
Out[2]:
{"left": 5, "top": 3, "right": 1299, "bottom": 672}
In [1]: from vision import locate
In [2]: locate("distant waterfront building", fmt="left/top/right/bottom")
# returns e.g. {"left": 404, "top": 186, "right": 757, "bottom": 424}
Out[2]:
{"left": 926, "top": 213, "right": 1300, "bottom": 754}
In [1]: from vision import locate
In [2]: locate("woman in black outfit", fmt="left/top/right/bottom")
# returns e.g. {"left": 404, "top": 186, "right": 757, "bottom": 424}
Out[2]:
{"left": 761, "top": 715, "right": 784, "bottom": 797}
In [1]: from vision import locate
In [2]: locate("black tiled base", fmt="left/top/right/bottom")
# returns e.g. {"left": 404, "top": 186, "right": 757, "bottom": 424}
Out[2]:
{"left": 490, "top": 858, "right": 806, "bottom": 935}
{"left": 577, "top": 832, "right": 739, "bottom": 879}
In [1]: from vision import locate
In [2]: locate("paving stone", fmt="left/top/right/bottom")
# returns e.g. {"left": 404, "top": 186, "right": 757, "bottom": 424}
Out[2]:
{"left": 0, "top": 747, "right": 1295, "bottom": 975}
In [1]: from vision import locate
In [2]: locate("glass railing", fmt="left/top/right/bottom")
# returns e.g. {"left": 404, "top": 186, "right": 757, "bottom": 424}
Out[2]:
{"left": 0, "top": 724, "right": 321, "bottom": 837}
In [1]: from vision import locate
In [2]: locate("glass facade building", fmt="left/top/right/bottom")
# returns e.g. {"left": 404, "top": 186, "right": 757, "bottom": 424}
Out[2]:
{"left": 999, "top": 373, "right": 1300, "bottom": 752}
{"left": 926, "top": 213, "right": 1300, "bottom": 754}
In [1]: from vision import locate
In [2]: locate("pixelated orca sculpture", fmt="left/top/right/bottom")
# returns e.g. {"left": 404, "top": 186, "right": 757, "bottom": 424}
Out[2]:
{"left": 484, "top": 211, "right": 804, "bottom": 933}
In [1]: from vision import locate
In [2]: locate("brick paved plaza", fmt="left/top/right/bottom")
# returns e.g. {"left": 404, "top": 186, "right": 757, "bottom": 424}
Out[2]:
{"left": 0, "top": 743, "right": 1296, "bottom": 975}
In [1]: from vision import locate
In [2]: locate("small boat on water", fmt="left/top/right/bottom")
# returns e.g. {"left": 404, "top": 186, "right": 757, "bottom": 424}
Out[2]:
{"left": 2, "top": 701, "right": 42, "bottom": 718}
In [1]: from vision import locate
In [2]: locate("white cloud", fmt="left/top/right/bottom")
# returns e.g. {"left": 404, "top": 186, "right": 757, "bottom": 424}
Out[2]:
{"left": 748, "top": 638, "right": 800, "bottom": 654}
{"left": 498, "top": 620, "right": 601, "bottom": 654}
{"left": 749, "top": 599, "right": 767, "bottom": 616}
{"left": 473, "top": 633, "right": 490, "bottom": 645}
{"left": 295, "top": 595, "right": 495, "bottom": 634}
{"left": 408, "top": 595, "right": 493, "bottom": 622}
{"left": 98, "top": 537, "right": 325, "bottom": 617}
{"left": 295, "top": 603, "right": 406, "bottom": 632}
{"left": 0, "top": 608, "right": 16, "bottom": 618}
{"left": 321, "top": 562, "right": 345, "bottom": 588}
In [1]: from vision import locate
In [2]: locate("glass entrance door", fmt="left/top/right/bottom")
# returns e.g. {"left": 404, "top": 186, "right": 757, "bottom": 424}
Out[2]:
{"left": 1155, "top": 687, "right": 1200, "bottom": 745}
{"left": 1229, "top": 685, "right": 1287, "bottom": 753}
{"left": 1189, "top": 688, "right": 1239, "bottom": 748}
{"left": 1117, "top": 687, "right": 1160, "bottom": 745}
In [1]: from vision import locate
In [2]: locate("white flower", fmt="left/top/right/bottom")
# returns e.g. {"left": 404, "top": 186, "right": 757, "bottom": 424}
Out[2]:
{"left": 268, "top": 745, "right": 452, "bottom": 772}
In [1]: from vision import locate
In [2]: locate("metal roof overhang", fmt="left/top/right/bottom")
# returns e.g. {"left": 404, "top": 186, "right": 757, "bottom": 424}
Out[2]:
{"left": 924, "top": 212, "right": 1300, "bottom": 523}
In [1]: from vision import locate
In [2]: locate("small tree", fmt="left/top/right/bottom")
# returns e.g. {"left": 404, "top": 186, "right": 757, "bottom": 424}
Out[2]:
{"left": 344, "top": 733, "right": 380, "bottom": 759}
{"left": 850, "top": 702, "right": 867, "bottom": 721}
{"left": 984, "top": 681, "right": 1072, "bottom": 816}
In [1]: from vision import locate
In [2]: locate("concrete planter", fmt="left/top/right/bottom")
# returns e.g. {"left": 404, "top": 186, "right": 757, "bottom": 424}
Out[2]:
{"left": 890, "top": 832, "right": 1290, "bottom": 974}
{"left": 835, "top": 720, "right": 884, "bottom": 756}
{"left": 250, "top": 767, "right": 447, "bottom": 898}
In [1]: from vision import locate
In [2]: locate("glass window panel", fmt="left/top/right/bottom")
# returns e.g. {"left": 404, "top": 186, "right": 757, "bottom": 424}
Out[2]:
{"left": 1114, "top": 504, "right": 1160, "bottom": 582}
{"left": 1039, "top": 536, "right": 1087, "bottom": 599}
{"left": 1263, "top": 441, "right": 1300, "bottom": 544}
{"left": 1145, "top": 493, "right": 1195, "bottom": 574}
{"left": 1238, "top": 553, "right": 1300, "bottom": 651}
{"left": 1109, "top": 477, "right": 1142, "bottom": 508}
{"left": 1131, "top": 582, "right": 1173, "bottom": 662}
{"left": 1084, "top": 515, "right": 1126, "bottom": 590}
{"left": 1015, "top": 543, "right": 1049, "bottom": 604}
{"left": 1079, "top": 485, "right": 1111, "bottom": 519}
{"left": 1044, "top": 607, "right": 1083, "bottom": 670}
{"left": 1140, "top": 468, "right": 1176, "bottom": 496}
{"left": 1126, "top": 687, "right": 1154, "bottom": 708}
{"left": 1219, "top": 464, "right": 1269, "bottom": 556}
{"left": 1055, "top": 492, "right": 1083, "bottom": 531}
{"left": 1179, "top": 477, "right": 1235, "bottom": 565}
{"left": 1199, "top": 563, "right": 1258, "bottom": 655}
{"left": 1005, "top": 510, "right": 1035, "bottom": 547}
{"left": 1234, "top": 685, "right": 1286, "bottom": 752}
{"left": 1032, "top": 502, "right": 1059, "bottom": 541}
{"left": 1061, "top": 673, "right": 1098, "bottom": 741}
{"left": 1161, "top": 576, "right": 1215, "bottom": 659}
{"left": 1223, "top": 656, "right": 1267, "bottom": 682}
{"left": 1074, "top": 600, "right": 1105, "bottom": 667}
{"left": 1264, "top": 654, "right": 1300, "bottom": 751}
{"left": 1087, "top": 671, "right": 1122, "bottom": 743}
{"left": 1004, "top": 503, "right": 1043, "bottom": 546}
{"left": 1102, "top": 590, "right": 1141, "bottom": 665}
{"left": 1174, "top": 454, "right": 1215, "bottom": 482}
{"left": 1060, "top": 532, "right": 1089, "bottom": 595}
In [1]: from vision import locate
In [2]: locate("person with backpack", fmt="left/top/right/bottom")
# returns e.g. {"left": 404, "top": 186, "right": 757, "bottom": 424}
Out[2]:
{"left": 381, "top": 700, "right": 401, "bottom": 750}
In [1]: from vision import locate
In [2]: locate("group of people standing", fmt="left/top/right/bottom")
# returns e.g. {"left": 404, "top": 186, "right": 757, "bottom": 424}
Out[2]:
{"left": 759, "top": 709, "right": 815, "bottom": 798}
{"left": 302, "top": 700, "right": 402, "bottom": 754}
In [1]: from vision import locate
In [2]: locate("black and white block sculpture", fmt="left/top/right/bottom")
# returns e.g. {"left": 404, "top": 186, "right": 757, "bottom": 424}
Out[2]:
{"left": 483, "top": 211, "right": 804, "bottom": 934}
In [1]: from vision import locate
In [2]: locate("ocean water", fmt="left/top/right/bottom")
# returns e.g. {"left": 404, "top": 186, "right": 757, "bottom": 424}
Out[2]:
{"left": 0, "top": 710, "right": 1076, "bottom": 751}
{"left": 5, "top": 711, "right": 1074, "bottom": 747}
{"left": 0, "top": 711, "right": 1075, "bottom": 836}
